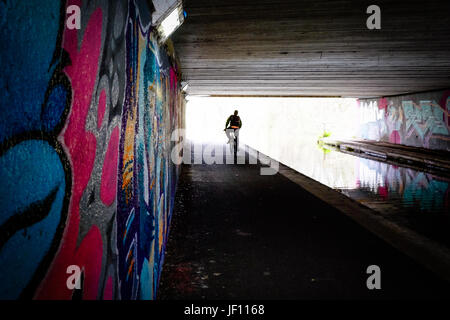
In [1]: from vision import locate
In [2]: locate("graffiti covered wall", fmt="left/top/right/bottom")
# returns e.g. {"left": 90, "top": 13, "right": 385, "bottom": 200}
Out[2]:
{"left": 0, "top": 0, "right": 185, "bottom": 299}
{"left": 357, "top": 90, "right": 450, "bottom": 151}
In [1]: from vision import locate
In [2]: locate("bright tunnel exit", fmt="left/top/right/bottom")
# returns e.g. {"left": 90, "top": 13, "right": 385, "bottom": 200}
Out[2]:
{"left": 185, "top": 96, "right": 358, "bottom": 144}
{"left": 185, "top": 96, "right": 359, "bottom": 187}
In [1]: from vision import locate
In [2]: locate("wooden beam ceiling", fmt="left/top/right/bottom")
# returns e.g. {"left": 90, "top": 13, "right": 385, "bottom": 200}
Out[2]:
{"left": 172, "top": 0, "right": 450, "bottom": 98}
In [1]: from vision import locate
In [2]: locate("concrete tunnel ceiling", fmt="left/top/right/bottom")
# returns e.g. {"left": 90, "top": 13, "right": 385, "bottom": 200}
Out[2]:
{"left": 172, "top": 0, "right": 450, "bottom": 98}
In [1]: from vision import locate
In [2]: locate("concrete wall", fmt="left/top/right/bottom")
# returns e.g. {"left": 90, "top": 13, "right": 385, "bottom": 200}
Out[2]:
{"left": 357, "top": 90, "right": 450, "bottom": 151}
{"left": 0, "top": 0, "right": 185, "bottom": 300}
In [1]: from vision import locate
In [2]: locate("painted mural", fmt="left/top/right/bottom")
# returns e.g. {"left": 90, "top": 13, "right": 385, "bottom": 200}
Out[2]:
{"left": 357, "top": 90, "right": 450, "bottom": 151}
{"left": 116, "top": 2, "right": 182, "bottom": 300}
{"left": 0, "top": 0, "right": 184, "bottom": 300}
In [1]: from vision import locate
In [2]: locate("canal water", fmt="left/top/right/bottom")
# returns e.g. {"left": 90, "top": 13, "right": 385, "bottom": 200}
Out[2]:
{"left": 260, "top": 140, "right": 450, "bottom": 248}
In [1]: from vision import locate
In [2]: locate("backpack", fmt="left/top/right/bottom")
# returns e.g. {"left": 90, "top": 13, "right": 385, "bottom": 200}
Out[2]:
{"left": 230, "top": 115, "right": 240, "bottom": 127}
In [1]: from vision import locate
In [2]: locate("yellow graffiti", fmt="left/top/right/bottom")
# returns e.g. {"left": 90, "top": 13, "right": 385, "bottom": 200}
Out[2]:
{"left": 122, "top": 108, "right": 136, "bottom": 204}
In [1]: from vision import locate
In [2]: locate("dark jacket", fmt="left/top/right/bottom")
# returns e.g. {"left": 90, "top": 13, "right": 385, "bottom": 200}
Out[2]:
{"left": 225, "top": 115, "right": 242, "bottom": 129}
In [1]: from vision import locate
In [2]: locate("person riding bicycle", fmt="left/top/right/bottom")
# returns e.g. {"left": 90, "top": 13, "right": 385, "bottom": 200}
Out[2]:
{"left": 224, "top": 110, "right": 242, "bottom": 145}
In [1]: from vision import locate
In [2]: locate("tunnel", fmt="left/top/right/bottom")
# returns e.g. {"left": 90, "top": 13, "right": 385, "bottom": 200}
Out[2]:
{"left": 0, "top": 0, "right": 450, "bottom": 303}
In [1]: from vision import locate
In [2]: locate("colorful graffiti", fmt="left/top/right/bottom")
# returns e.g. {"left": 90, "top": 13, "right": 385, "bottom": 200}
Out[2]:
{"left": 116, "top": 2, "right": 182, "bottom": 300}
{"left": 357, "top": 90, "right": 450, "bottom": 151}
{"left": 0, "top": 0, "right": 184, "bottom": 300}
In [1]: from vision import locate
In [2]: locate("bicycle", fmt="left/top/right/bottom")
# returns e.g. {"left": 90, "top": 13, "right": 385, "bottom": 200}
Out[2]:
{"left": 224, "top": 126, "right": 239, "bottom": 161}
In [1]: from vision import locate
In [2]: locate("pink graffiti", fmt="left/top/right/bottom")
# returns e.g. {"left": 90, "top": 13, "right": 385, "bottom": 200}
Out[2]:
{"left": 378, "top": 186, "right": 389, "bottom": 200}
{"left": 97, "top": 90, "right": 106, "bottom": 129}
{"left": 101, "top": 126, "right": 119, "bottom": 206}
{"left": 439, "top": 90, "right": 450, "bottom": 127}
{"left": 170, "top": 67, "right": 177, "bottom": 91}
{"left": 103, "top": 277, "right": 113, "bottom": 300}
{"left": 35, "top": 2, "right": 103, "bottom": 300}
{"left": 378, "top": 97, "right": 388, "bottom": 111}
{"left": 389, "top": 131, "right": 401, "bottom": 144}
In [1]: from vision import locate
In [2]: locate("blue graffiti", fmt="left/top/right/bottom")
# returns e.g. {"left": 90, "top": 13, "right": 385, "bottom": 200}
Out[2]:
{"left": 0, "top": 140, "right": 66, "bottom": 299}
{"left": 0, "top": 0, "right": 71, "bottom": 299}
{"left": 0, "top": 1, "right": 65, "bottom": 142}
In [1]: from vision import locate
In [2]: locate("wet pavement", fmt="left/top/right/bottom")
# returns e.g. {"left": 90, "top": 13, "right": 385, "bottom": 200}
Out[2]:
{"left": 158, "top": 144, "right": 450, "bottom": 299}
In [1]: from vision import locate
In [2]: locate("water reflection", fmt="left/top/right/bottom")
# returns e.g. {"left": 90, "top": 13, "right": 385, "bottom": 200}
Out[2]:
{"left": 351, "top": 157, "right": 449, "bottom": 214}
{"left": 274, "top": 140, "right": 450, "bottom": 247}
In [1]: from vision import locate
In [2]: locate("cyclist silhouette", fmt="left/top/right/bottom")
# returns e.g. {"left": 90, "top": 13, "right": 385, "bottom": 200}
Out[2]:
{"left": 224, "top": 110, "right": 242, "bottom": 147}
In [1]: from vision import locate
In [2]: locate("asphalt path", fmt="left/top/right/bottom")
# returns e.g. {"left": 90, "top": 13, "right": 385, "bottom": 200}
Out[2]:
{"left": 158, "top": 144, "right": 450, "bottom": 299}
